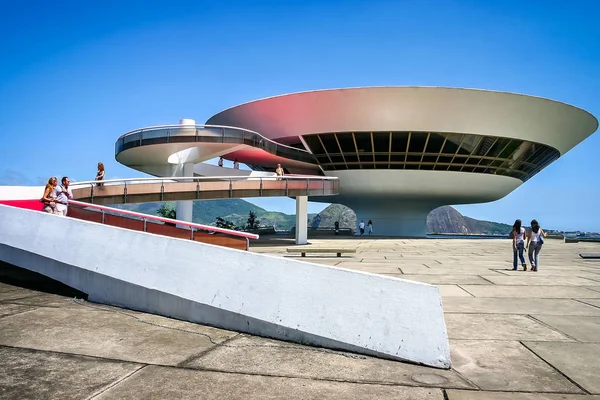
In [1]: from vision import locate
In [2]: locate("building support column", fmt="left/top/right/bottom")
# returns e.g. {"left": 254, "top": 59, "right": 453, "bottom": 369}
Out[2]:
{"left": 174, "top": 118, "right": 196, "bottom": 224}
{"left": 175, "top": 162, "right": 194, "bottom": 223}
{"left": 295, "top": 196, "right": 308, "bottom": 245}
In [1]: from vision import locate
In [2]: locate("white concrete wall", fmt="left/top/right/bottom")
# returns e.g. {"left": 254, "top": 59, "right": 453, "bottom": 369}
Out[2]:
{"left": 0, "top": 204, "right": 451, "bottom": 368}
{"left": 0, "top": 185, "right": 44, "bottom": 200}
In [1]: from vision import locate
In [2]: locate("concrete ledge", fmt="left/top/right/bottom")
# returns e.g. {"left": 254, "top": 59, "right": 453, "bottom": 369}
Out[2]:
{"left": 0, "top": 205, "right": 451, "bottom": 368}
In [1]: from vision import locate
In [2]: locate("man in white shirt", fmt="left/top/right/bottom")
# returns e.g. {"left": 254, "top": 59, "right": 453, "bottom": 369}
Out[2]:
{"left": 55, "top": 176, "right": 73, "bottom": 216}
{"left": 359, "top": 220, "right": 365, "bottom": 236}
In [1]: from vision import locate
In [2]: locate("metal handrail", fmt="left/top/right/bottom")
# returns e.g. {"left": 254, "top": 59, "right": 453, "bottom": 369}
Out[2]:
{"left": 69, "top": 199, "right": 259, "bottom": 240}
{"left": 115, "top": 124, "right": 319, "bottom": 165}
{"left": 70, "top": 175, "right": 339, "bottom": 188}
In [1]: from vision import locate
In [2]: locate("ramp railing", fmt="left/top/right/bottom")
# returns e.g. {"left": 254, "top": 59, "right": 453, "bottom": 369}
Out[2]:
{"left": 68, "top": 200, "right": 257, "bottom": 251}
{"left": 70, "top": 176, "right": 339, "bottom": 205}
{"left": 115, "top": 124, "right": 318, "bottom": 165}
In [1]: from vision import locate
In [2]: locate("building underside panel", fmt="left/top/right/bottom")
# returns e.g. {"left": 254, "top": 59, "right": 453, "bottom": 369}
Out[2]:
{"left": 302, "top": 131, "right": 560, "bottom": 183}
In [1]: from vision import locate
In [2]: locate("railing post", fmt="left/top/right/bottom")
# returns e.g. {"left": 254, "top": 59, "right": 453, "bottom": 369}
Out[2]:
{"left": 323, "top": 179, "right": 326, "bottom": 195}
{"left": 285, "top": 178, "right": 289, "bottom": 197}
{"left": 90, "top": 183, "right": 95, "bottom": 203}
{"left": 229, "top": 179, "right": 233, "bottom": 198}
{"left": 306, "top": 178, "right": 310, "bottom": 195}
{"left": 196, "top": 181, "right": 200, "bottom": 199}
{"left": 143, "top": 219, "right": 147, "bottom": 232}
{"left": 259, "top": 178, "right": 263, "bottom": 196}
{"left": 101, "top": 210, "right": 105, "bottom": 224}
{"left": 190, "top": 228, "right": 194, "bottom": 240}
{"left": 160, "top": 182, "right": 165, "bottom": 201}
{"left": 123, "top": 182, "right": 127, "bottom": 204}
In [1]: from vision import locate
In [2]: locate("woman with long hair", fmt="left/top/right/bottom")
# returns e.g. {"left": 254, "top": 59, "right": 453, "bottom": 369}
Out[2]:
{"left": 512, "top": 219, "right": 527, "bottom": 271}
{"left": 41, "top": 177, "right": 58, "bottom": 214}
{"left": 526, "top": 219, "right": 547, "bottom": 272}
{"left": 95, "top": 162, "right": 105, "bottom": 187}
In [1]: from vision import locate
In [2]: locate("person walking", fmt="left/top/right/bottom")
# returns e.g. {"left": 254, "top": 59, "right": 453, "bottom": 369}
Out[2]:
{"left": 367, "top": 220, "right": 373, "bottom": 235}
{"left": 41, "top": 177, "right": 58, "bottom": 214}
{"left": 511, "top": 219, "right": 527, "bottom": 271}
{"left": 359, "top": 220, "right": 365, "bottom": 236}
{"left": 526, "top": 219, "right": 547, "bottom": 272}
{"left": 54, "top": 176, "right": 73, "bottom": 216}
{"left": 95, "top": 162, "right": 105, "bottom": 186}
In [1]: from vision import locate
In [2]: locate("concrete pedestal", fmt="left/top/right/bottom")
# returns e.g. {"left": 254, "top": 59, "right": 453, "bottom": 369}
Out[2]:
{"left": 295, "top": 196, "right": 308, "bottom": 245}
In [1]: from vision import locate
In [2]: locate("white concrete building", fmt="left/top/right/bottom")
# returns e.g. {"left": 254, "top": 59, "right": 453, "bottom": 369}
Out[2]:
{"left": 116, "top": 87, "right": 598, "bottom": 236}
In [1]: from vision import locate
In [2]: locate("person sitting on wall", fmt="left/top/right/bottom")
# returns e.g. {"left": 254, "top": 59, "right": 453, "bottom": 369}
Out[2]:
{"left": 95, "top": 162, "right": 105, "bottom": 186}
{"left": 218, "top": 157, "right": 224, "bottom": 167}
{"left": 41, "top": 177, "right": 58, "bottom": 214}
{"left": 275, "top": 163, "right": 284, "bottom": 179}
{"left": 54, "top": 176, "right": 73, "bottom": 217}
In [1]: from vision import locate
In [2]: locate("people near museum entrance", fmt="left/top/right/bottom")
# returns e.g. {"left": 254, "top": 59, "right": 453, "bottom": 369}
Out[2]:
{"left": 359, "top": 220, "right": 365, "bottom": 236}
{"left": 41, "top": 177, "right": 59, "bottom": 214}
{"left": 95, "top": 162, "right": 105, "bottom": 186}
{"left": 511, "top": 219, "right": 527, "bottom": 271}
{"left": 233, "top": 159, "right": 240, "bottom": 169}
{"left": 54, "top": 176, "right": 74, "bottom": 216}
{"left": 367, "top": 220, "right": 373, "bottom": 235}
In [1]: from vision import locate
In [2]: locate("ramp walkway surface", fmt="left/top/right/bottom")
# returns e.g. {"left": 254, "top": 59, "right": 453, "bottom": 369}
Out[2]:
{"left": 70, "top": 176, "right": 339, "bottom": 205}
{"left": 0, "top": 204, "right": 451, "bottom": 371}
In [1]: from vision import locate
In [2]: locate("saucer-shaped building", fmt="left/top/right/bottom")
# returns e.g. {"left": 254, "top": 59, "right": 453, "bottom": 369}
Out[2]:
{"left": 205, "top": 87, "right": 597, "bottom": 236}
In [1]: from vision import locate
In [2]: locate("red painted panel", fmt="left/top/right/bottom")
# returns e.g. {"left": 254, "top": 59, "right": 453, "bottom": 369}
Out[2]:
{"left": 0, "top": 199, "right": 43, "bottom": 211}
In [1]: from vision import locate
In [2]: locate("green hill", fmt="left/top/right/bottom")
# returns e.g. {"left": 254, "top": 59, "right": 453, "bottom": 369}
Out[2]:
{"left": 115, "top": 199, "right": 515, "bottom": 234}
{"left": 115, "top": 199, "right": 298, "bottom": 230}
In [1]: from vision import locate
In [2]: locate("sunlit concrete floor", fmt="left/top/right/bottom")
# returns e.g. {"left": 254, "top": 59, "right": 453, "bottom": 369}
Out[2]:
{"left": 1, "top": 238, "right": 600, "bottom": 399}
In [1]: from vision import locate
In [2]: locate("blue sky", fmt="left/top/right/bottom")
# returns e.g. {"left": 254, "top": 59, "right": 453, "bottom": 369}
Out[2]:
{"left": 1, "top": 0, "right": 598, "bottom": 231}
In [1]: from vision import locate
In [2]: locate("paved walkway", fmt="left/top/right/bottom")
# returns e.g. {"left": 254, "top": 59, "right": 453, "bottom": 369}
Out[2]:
{"left": 1, "top": 238, "right": 599, "bottom": 399}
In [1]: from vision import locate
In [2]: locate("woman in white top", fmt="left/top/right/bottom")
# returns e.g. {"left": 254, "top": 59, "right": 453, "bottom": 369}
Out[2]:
{"left": 512, "top": 219, "right": 527, "bottom": 271}
{"left": 526, "top": 219, "right": 547, "bottom": 272}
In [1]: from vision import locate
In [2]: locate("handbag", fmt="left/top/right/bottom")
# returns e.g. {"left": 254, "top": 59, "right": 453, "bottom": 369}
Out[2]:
{"left": 538, "top": 229, "right": 544, "bottom": 245}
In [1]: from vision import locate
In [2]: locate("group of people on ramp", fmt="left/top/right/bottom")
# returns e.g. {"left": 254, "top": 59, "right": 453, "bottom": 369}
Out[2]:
{"left": 40, "top": 162, "right": 105, "bottom": 216}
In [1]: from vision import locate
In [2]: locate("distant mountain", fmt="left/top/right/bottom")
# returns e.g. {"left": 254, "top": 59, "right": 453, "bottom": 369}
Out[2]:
{"left": 314, "top": 204, "right": 512, "bottom": 235}
{"left": 116, "top": 200, "right": 512, "bottom": 234}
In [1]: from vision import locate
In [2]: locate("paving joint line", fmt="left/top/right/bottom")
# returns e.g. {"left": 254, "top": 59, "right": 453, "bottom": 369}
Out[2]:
{"left": 572, "top": 298, "right": 600, "bottom": 310}
{"left": 477, "top": 275, "right": 496, "bottom": 284}
{"left": 86, "top": 364, "right": 147, "bottom": 400}
{"left": 519, "top": 341, "right": 590, "bottom": 395}
{"left": 525, "top": 315, "right": 580, "bottom": 342}
{"left": 456, "top": 284, "right": 476, "bottom": 297}
{"left": 0, "top": 305, "right": 38, "bottom": 320}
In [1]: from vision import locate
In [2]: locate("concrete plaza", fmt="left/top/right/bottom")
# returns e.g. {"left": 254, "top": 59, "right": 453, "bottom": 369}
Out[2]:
{"left": 1, "top": 238, "right": 599, "bottom": 399}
